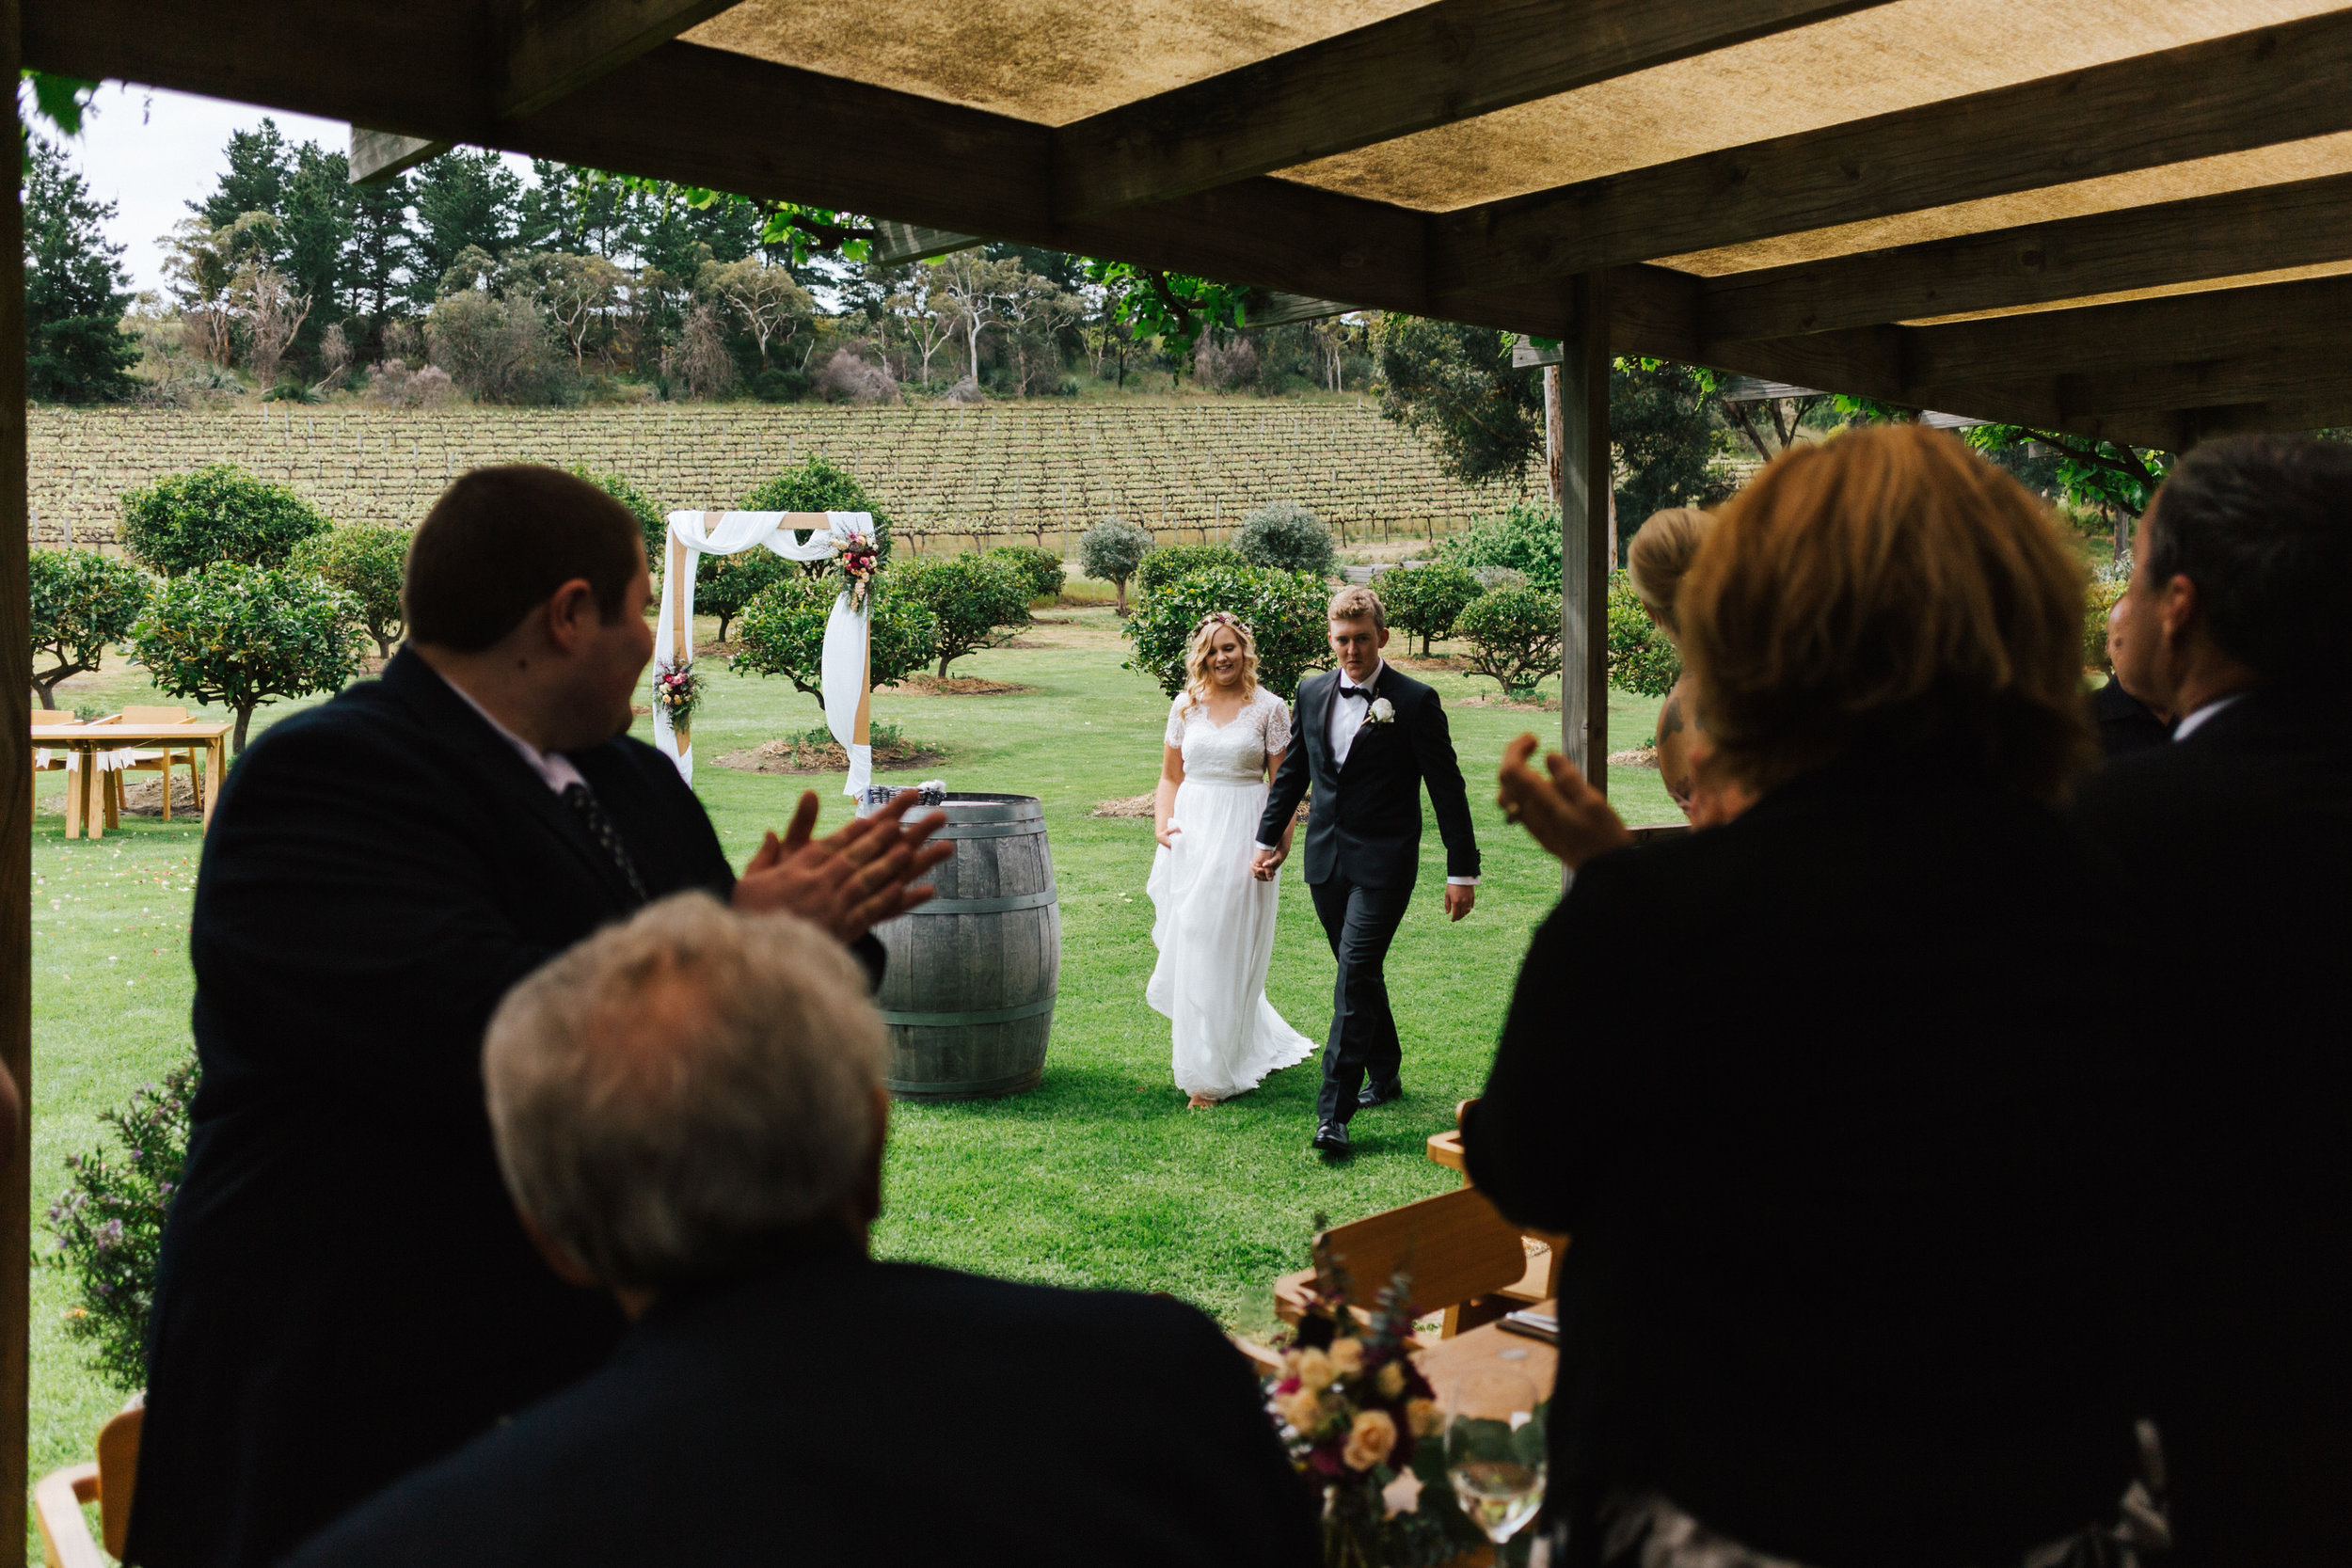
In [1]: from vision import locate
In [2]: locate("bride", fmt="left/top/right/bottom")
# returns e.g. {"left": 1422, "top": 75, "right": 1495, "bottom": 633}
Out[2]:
{"left": 1147, "top": 611, "right": 1317, "bottom": 1108}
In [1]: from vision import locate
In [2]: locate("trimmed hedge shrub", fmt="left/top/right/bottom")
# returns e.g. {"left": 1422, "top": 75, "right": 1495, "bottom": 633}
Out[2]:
{"left": 1605, "top": 572, "right": 1682, "bottom": 698}
{"left": 1379, "top": 562, "right": 1485, "bottom": 657}
{"left": 29, "top": 547, "right": 151, "bottom": 709}
{"left": 290, "top": 523, "right": 409, "bottom": 657}
{"left": 1122, "top": 564, "right": 1331, "bottom": 701}
{"left": 1456, "top": 584, "right": 1564, "bottom": 699}
{"left": 1136, "top": 543, "right": 1246, "bottom": 595}
{"left": 1077, "top": 516, "right": 1152, "bottom": 611}
{"left": 896, "top": 552, "right": 1034, "bottom": 677}
{"left": 733, "top": 575, "right": 941, "bottom": 718}
{"left": 129, "top": 562, "right": 368, "bottom": 750}
{"left": 1235, "top": 500, "right": 1336, "bottom": 578}
{"left": 988, "top": 545, "right": 1067, "bottom": 602}
{"left": 120, "top": 464, "right": 331, "bottom": 577}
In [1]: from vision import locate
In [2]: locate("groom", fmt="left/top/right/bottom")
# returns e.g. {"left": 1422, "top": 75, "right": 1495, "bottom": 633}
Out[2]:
{"left": 1252, "top": 585, "right": 1480, "bottom": 1159}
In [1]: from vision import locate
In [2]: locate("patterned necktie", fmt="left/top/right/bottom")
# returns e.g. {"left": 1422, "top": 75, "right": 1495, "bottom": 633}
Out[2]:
{"left": 562, "top": 782, "right": 648, "bottom": 906}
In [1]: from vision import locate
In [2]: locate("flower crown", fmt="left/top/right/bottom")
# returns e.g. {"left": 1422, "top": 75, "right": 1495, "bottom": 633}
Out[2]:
{"left": 1196, "top": 610, "right": 1254, "bottom": 638}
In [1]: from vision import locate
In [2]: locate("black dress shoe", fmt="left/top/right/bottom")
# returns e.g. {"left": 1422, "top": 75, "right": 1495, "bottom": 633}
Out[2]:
{"left": 1357, "top": 1080, "right": 1404, "bottom": 1109}
{"left": 1311, "top": 1121, "right": 1352, "bottom": 1159}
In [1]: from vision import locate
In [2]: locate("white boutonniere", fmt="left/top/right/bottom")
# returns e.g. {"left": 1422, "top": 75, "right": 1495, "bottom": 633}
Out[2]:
{"left": 1366, "top": 697, "right": 1396, "bottom": 724}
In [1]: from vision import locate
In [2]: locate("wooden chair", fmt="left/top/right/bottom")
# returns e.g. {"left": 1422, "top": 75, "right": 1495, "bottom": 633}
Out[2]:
{"left": 34, "top": 1395, "right": 142, "bottom": 1568}
{"left": 1273, "top": 1185, "right": 1530, "bottom": 1338}
{"left": 1429, "top": 1099, "right": 1571, "bottom": 1306}
{"left": 106, "top": 706, "right": 204, "bottom": 823}
{"left": 30, "top": 709, "right": 76, "bottom": 826}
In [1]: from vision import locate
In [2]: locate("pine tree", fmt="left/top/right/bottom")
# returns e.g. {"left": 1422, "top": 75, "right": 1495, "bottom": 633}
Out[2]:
{"left": 279, "top": 142, "right": 355, "bottom": 360}
{"left": 345, "top": 172, "right": 414, "bottom": 335}
{"left": 24, "top": 138, "right": 139, "bottom": 403}
{"left": 410, "top": 150, "right": 523, "bottom": 304}
{"left": 194, "top": 119, "right": 293, "bottom": 230}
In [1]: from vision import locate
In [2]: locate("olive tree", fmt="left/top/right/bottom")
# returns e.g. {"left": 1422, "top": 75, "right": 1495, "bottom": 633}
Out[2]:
{"left": 731, "top": 577, "right": 941, "bottom": 719}
{"left": 28, "top": 547, "right": 151, "bottom": 708}
{"left": 895, "top": 553, "right": 1034, "bottom": 678}
{"left": 129, "top": 563, "right": 368, "bottom": 750}
{"left": 120, "top": 464, "right": 331, "bottom": 577}
{"left": 1077, "top": 516, "right": 1151, "bottom": 612}
{"left": 1235, "top": 499, "right": 1337, "bottom": 578}
{"left": 289, "top": 523, "right": 408, "bottom": 657}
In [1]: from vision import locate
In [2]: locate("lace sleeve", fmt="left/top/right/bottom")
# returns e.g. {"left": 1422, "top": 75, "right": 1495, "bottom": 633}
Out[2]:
{"left": 1262, "top": 688, "right": 1294, "bottom": 755}
{"left": 1164, "top": 698, "right": 1188, "bottom": 749}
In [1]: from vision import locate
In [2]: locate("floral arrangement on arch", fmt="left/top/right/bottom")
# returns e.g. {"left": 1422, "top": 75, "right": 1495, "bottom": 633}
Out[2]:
{"left": 1268, "top": 1228, "right": 1489, "bottom": 1568}
{"left": 829, "top": 519, "right": 882, "bottom": 608}
{"left": 653, "top": 658, "right": 705, "bottom": 730}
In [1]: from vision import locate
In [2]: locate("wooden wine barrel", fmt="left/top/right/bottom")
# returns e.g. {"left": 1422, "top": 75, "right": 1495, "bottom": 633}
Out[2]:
{"left": 872, "top": 793, "right": 1060, "bottom": 1100}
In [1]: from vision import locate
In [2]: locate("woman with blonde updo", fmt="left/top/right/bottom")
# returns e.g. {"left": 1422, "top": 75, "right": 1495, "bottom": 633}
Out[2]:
{"left": 1146, "top": 612, "right": 1316, "bottom": 1107}
{"left": 1626, "top": 507, "right": 1716, "bottom": 815}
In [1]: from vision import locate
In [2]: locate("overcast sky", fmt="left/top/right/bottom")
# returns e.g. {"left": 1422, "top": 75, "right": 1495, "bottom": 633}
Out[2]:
{"left": 60, "top": 82, "right": 535, "bottom": 298}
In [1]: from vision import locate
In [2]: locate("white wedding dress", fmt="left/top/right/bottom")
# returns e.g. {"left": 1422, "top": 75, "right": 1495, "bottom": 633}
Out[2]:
{"left": 1146, "top": 686, "right": 1318, "bottom": 1101}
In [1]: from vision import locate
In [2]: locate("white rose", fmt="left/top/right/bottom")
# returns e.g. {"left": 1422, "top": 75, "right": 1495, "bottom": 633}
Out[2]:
{"left": 1369, "top": 697, "right": 1395, "bottom": 722}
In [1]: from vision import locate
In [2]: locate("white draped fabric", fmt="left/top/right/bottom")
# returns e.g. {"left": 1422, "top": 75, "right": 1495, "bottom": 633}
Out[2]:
{"left": 654, "top": 510, "right": 874, "bottom": 794}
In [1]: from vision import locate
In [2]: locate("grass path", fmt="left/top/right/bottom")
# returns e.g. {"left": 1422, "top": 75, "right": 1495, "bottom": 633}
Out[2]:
{"left": 24, "top": 608, "right": 1672, "bottom": 1506}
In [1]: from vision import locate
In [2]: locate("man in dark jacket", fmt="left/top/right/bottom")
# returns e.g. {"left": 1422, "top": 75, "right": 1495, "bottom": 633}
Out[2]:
{"left": 283, "top": 894, "right": 1317, "bottom": 1568}
{"left": 2074, "top": 434, "right": 2352, "bottom": 1567}
{"left": 1252, "top": 586, "right": 1480, "bottom": 1159}
{"left": 128, "top": 467, "right": 948, "bottom": 1568}
{"left": 2090, "top": 595, "right": 2171, "bottom": 758}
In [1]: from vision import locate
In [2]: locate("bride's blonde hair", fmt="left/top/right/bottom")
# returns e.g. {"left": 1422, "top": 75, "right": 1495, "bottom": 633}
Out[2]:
{"left": 1180, "top": 611, "right": 1260, "bottom": 711}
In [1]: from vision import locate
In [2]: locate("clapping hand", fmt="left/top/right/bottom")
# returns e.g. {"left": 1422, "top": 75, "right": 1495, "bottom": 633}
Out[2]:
{"left": 1497, "top": 734, "right": 1632, "bottom": 871}
{"left": 732, "top": 788, "right": 953, "bottom": 942}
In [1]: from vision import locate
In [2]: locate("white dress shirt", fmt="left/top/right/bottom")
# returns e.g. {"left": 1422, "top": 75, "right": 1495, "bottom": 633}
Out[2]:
{"left": 2171, "top": 691, "right": 2248, "bottom": 743}
{"left": 437, "top": 668, "right": 588, "bottom": 795}
{"left": 1260, "top": 662, "right": 1478, "bottom": 886}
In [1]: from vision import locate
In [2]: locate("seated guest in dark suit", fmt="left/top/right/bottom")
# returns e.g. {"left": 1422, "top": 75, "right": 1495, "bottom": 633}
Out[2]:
{"left": 1471, "top": 427, "right": 2140, "bottom": 1568}
{"left": 2091, "top": 594, "right": 2171, "bottom": 758}
{"left": 130, "top": 467, "right": 951, "bottom": 1568}
{"left": 283, "top": 894, "right": 1319, "bottom": 1568}
{"left": 2075, "top": 433, "right": 2352, "bottom": 1568}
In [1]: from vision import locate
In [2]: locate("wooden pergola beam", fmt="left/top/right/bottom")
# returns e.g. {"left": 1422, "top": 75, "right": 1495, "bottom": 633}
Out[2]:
{"left": 1699, "top": 172, "right": 2352, "bottom": 344}
{"left": 349, "top": 129, "right": 451, "bottom": 184}
{"left": 498, "top": 0, "right": 745, "bottom": 119}
{"left": 1050, "top": 0, "right": 1888, "bottom": 219}
{"left": 1431, "top": 9, "right": 2352, "bottom": 297}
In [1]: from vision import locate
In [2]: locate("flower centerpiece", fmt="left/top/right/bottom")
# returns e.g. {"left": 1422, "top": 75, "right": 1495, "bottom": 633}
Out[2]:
{"left": 831, "top": 520, "right": 882, "bottom": 608}
{"left": 1269, "top": 1228, "right": 1491, "bottom": 1568}
{"left": 653, "top": 658, "right": 705, "bottom": 730}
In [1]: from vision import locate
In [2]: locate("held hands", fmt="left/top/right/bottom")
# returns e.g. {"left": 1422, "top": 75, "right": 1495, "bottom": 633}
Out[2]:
{"left": 1250, "top": 845, "right": 1286, "bottom": 881}
{"left": 731, "top": 788, "right": 953, "bottom": 942}
{"left": 1497, "top": 734, "right": 1633, "bottom": 871}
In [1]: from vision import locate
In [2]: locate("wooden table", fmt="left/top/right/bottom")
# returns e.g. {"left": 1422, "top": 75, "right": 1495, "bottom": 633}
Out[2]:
{"left": 37, "top": 721, "right": 232, "bottom": 839}
{"left": 1415, "top": 1297, "right": 1557, "bottom": 1397}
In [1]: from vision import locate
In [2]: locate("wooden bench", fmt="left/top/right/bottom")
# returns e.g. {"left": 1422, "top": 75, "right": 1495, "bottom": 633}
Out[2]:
{"left": 1274, "top": 1184, "right": 1530, "bottom": 1338}
{"left": 1429, "top": 1104, "right": 1569, "bottom": 1306}
{"left": 36, "top": 1396, "right": 142, "bottom": 1568}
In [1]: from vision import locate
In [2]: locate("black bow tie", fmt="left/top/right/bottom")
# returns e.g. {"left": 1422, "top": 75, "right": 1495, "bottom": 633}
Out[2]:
{"left": 1338, "top": 683, "right": 1372, "bottom": 701}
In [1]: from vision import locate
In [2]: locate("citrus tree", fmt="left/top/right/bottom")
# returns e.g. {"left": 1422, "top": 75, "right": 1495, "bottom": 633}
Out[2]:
{"left": 1077, "top": 516, "right": 1151, "bottom": 612}
{"left": 1455, "top": 584, "right": 1563, "bottom": 699}
{"left": 987, "top": 545, "right": 1066, "bottom": 602}
{"left": 740, "top": 455, "right": 898, "bottom": 570}
{"left": 129, "top": 563, "right": 368, "bottom": 750}
{"left": 1379, "top": 562, "right": 1483, "bottom": 657}
{"left": 896, "top": 553, "right": 1035, "bottom": 678}
{"left": 290, "top": 523, "right": 408, "bottom": 657}
{"left": 1136, "top": 543, "right": 1245, "bottom": 595}
{"left": 28, "top": 547, "right": 151, "bottom": 708}
{"left": 732, "top": 576, "right": 941, "bottom": 719}
{"left": 1122, "top": 564, "right": 1330, "bottom": 700}
{"left": 120, "top": 464, "right": 331, "bottom": 577}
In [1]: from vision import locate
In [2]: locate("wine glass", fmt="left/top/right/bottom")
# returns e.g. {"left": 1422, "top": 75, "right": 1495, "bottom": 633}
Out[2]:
{"left": 1443, "top": 1369, "right": 1547, "bottom": 1546}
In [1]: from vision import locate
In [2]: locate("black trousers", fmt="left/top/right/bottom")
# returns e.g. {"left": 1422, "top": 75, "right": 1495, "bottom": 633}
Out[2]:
{"left": 1310, "top": 873, "right": 1414, "bottom": 1125}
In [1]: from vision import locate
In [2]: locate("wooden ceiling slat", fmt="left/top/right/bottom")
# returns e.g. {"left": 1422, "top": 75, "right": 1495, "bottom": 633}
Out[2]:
{"left": 1049, "top": 0, "right": 1890, "bottom": 219}
{"left": 1698, "top": 172, "right": 2352, "bottom": 343}
{"left": 2054, "top": 355, "right": 2352, "bottom": 418}
{"left": 1429, "top": 10, "right": 2352, "bottom": 299}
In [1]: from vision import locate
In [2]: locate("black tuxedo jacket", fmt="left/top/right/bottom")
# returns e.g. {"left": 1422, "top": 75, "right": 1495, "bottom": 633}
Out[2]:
{"left": 1466, "top": 762, "right": 2135, "bottom": 1568}
{"left": 283, "top": 1250, "right": 1319, "bottom": 1568}
{"left": 2089, "top": 676, "right": 2171, "bottom": 759}
{"left": 2071, "top": 688, "right": 2352, "bottom": 1567}
{"left": 131, "top": 651, "right": 750, "bottom": 1568}
{"left": 1256, "top": 664, "right": 1479, "bottom": 887}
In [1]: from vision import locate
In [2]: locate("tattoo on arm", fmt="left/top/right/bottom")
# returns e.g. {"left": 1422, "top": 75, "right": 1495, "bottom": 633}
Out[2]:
{"left": 1659, "top": 693, "right": 1686, "bottom": 741}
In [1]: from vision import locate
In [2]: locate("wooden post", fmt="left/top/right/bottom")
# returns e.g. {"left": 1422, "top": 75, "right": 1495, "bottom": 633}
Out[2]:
{"left": 2, "top": 1, "right": 34, "bottom": 1554}
{"left": 1558, "top": 273, "right": 1611, "bottom": 804}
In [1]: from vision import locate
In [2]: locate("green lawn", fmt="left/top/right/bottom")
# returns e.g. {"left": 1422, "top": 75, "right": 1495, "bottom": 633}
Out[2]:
{"left": 24, "top": 608, "right": 1673, "bottom": 1508}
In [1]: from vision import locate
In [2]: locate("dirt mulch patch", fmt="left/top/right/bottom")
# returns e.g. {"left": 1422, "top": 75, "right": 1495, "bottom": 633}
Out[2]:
{"left": 1389, "top": 653, "right": 1467, "bottom": 672}
{"left": 1455, "top": 691, "right": 1557, "bottom": 712}
{"left": 1608, "top": 747, "right": 1660, "bottom": 768}
{"left": 117, "top": 775, "right": 204, "bottom": 817}
{"left": 1091, "top": 791, "right": 1310, "bottom": 821}
{"left": 883, "top": 675, "right": 1034, "bottom": 696}
{"left": 714, "top": 736, "right": 946, "bottom": 775}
